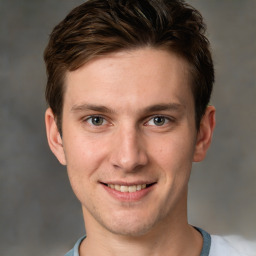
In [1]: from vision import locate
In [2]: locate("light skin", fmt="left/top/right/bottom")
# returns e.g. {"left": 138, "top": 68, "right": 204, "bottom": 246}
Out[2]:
{"left": 45, "top": 48, "right": 215, "bottom": 256}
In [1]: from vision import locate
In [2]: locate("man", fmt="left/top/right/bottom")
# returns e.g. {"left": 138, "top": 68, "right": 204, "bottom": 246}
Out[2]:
{"left": 44, "top": 0, "right": 256, "bottom": 255}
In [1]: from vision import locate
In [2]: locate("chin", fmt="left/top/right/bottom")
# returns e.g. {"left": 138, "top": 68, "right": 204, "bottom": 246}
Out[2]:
{"left": 102, "top": 212, "right": 161, "bottom": 237}
{"left": 107, "top": 223, "right": 153, "bottom": 237}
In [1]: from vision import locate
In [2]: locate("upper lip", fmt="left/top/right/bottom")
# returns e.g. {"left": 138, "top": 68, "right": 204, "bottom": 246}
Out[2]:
{"left": 100, "top": 181, "right": 157, "bottom": 186}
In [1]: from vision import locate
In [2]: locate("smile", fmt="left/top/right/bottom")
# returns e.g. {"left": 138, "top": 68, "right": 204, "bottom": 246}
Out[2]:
{"left": 102, "top": 182, "right": 156, "bottom": 201}
{"left": 107, "top": 184, "right": 147, "bottom": 192}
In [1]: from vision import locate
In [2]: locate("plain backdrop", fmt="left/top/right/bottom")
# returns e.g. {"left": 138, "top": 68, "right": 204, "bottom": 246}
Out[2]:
{"left": 0, "top": 0, "right": 255, "bottom": 255}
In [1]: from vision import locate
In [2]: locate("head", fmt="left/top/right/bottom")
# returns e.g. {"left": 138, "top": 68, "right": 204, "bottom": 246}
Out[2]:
{"left": 44, "top": 0, "right": 216, "bottom": 238}
{"left": 44, "top": 0, "right": 214, "bottom": 134}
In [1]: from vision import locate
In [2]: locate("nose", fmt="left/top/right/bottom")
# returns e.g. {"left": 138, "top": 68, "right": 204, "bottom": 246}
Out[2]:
{"left": 110, "top": 126, "right": 148, "bottom": 172}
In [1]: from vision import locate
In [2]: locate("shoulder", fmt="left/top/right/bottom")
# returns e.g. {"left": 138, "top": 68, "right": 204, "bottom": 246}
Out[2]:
{"left": 209, "top": 235, "right": 256, "bottom": 256}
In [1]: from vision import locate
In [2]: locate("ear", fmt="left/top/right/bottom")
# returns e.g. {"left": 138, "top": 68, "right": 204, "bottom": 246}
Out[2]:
{"left": 193, "top": 105, "right": 216, "bottom": 162}
{"left": 45, "top": 108, "right": 67, "bottom": 165}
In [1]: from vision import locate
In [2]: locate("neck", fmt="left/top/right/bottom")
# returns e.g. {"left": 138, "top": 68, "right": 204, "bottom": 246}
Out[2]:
{"left": 81, "top": 223, "right": 202, "bottom": 256}
{"left": 80, "top": 197, "right": 203, "bottom": 256}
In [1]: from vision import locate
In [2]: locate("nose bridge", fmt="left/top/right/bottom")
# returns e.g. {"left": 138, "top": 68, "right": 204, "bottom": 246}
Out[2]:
{"left": 110, "top": 123, "right": 148, "bottom": 171}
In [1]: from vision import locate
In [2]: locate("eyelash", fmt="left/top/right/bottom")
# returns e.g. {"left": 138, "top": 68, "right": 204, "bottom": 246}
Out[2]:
{"left": 84, "top": 115, "right": 107, "bottom": 126}
{"left": 145, "top": 115, "right": 174, "bottom": 127}
{"left": 84, "top": 115, "right": 173, "bottom": 127}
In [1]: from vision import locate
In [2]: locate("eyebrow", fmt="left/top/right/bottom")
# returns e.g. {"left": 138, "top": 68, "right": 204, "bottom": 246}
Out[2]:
{"left": 71, "top": 104, "right": 115, "bottom": 114}
{"left": 70, "top": 103, "right": 184, "bottom": 114}
{"left": 142, "top": 103, "right": 184, "bottom": 114}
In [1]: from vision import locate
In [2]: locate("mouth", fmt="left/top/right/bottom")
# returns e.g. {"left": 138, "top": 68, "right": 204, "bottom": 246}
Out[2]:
{"left": 101, "top": 183, "right": 155, "bottom": 193}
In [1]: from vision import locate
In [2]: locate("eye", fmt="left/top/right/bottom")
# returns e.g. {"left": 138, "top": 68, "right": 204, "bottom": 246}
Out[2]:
{"left": 86, "top": 116, "right": 106, "bottom": 126}
{"left": 147, "top": 116, "right": 170, "bottom": 126}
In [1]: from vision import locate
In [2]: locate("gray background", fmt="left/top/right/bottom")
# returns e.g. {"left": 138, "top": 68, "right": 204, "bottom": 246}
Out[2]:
{"left": 0, "top": 0, "right": 255, "bottom": 255}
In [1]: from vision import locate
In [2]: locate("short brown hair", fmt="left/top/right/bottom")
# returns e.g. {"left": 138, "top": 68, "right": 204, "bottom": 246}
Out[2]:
{"left": 44, "top": 0, "right": 214, "bottom": 132}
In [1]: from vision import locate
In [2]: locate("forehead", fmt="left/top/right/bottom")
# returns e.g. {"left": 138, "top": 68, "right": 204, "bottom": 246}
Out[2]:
{"left": 64, "top": 48, "right": 194, "bottom": 113}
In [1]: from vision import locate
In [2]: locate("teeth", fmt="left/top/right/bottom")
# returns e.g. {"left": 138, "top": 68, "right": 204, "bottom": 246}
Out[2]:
{"left": 107, "top": 184, "right": 148, "bottom": 192}
{"left": 120, "top": 185, "right": 128, "bottom": 192}
{"left": 128, "top": 185, "right": 136, "bottom": 192}
{"left": 114, "top": 185, "right": 120, "bottom": 191}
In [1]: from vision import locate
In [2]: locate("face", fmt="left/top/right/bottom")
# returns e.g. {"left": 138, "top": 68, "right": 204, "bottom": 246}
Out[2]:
{"left": 46, "top": 48, "right": 214, "bottom": 237}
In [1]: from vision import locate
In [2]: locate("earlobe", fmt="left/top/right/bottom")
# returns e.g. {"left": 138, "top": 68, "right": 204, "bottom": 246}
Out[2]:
{"left": 45, "top": 108, "right": 67, "bottom": 165}
{"left": 193, "top": 105, "right": 216, "bottom": 162}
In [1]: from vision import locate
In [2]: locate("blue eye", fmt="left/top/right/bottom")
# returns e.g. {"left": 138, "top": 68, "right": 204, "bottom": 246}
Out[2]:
{"left": 86, "top": 116, "right": 106, "bottom": 126}
{"left": 147, "top": 116, "right": 169, "bottom": 126}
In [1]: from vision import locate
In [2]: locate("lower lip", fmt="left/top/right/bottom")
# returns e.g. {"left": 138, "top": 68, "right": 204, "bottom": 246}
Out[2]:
{"left": 102, "top": 184, "right": 155, "bottom": 202}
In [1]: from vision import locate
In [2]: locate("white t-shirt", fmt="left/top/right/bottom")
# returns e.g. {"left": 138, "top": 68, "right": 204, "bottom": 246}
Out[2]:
{"left": 210, "top": 235, "right": 256, "bottom": 256}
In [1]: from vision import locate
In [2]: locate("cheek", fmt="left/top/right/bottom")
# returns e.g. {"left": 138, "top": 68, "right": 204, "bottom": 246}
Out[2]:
{"left": 64, "top": 135, "right": 110, "bottom": 204}
{"left": 148, "top": 131, "right": 195, "bottom": 182}
{"left": 63, "top": 134, "right": 110, "bottom": 181}
{"left": 152, "top": 133, "right": 195, "bottom": 163}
